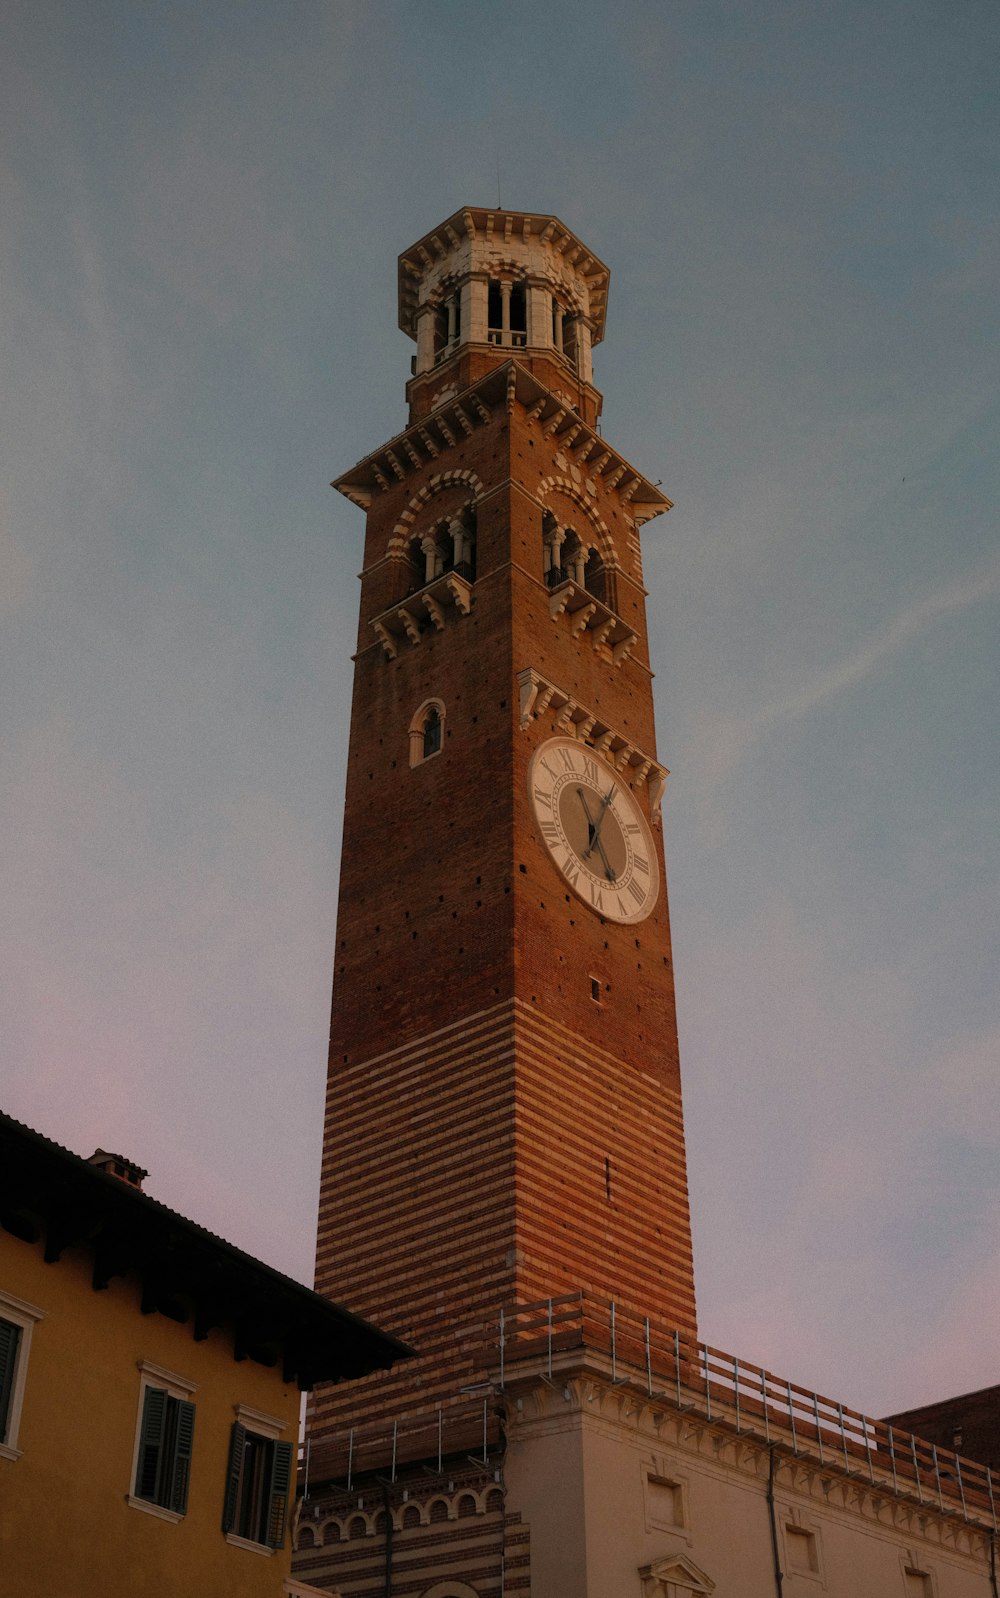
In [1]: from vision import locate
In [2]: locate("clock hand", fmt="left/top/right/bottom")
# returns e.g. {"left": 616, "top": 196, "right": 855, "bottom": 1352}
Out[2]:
{"left": 576, "top": 787, "right": 617, "bottom": 881}
{"left": 588, "top": 783, "right": 616, "bottom": 846}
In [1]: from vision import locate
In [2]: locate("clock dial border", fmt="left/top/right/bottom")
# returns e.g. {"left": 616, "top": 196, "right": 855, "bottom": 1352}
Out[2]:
{"left": 528, "top": 735, "right": 659, "bottom": 925}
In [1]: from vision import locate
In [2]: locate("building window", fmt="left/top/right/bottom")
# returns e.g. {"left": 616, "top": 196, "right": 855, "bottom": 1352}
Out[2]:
{"left": 785, "top": 1524, "right": 819, "bottom": 1574}
{"left": 0, "top": 1290, "right": 43, "bottom": 1462}
{"left": 423, "top": 706, "right": 442, "bottom": 758}
{"left": 904, "top": 1570, "right": 934, "bottom": 1597}
{"left": 129, "top": 1361, "right": 197, "bottom": 1520}
{"left": 223, "top": 1409, "right": 293, "bottom": 1551}
{"left": 409, "top": 699, "right": 446, "bottom": 768}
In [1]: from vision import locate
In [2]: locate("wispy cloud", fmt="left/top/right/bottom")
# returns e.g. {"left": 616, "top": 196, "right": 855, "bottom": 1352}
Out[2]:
{"left": 697, "top": 553, "right": 1000, "bottom": 785}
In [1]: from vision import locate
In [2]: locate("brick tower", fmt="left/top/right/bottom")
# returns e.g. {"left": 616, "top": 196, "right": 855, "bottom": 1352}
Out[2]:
{"left": 299, "top": 208, "right": 697, "bottom": 1595}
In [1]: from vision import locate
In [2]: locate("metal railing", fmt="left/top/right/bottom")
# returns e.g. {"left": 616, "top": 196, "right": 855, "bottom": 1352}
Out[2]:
{"left": 301, "top": 1393, "right": 501, "bottom": 1496}
{"left": 300, "top": 1292, "right": 996, "bottom": 1535}
{"left": 494, "top": 1293, "right": 998, "bottom": 1533}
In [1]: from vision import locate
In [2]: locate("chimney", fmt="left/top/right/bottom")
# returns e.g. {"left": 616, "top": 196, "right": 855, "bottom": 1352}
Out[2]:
{"left": 88, "top": 1149, "right": 148, "bottom": 1190}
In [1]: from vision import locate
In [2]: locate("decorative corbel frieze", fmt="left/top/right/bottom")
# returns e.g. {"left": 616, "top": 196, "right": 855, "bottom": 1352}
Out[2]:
{"left": 398, "top": 610, "right": 422, "bottom": 646}
{"left": 373, "top": 622, "right": 397, "bottom": 661}
{"left": 445, "top": 575, "right": 472, "bottom": 614}
{"left": 516, "top": 666, "right": 669, "bottom": 823}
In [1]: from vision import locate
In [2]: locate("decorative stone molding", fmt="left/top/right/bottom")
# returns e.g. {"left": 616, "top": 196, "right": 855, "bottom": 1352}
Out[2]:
{"left": 517, "top": 667, "right": 667, "bottom": 821}
{"left": 639, "top": 1553, "right": 715, "bottom": 1598}
{"left": 387, "top": 471, "right": 485, "bottom": 558}
{"left": 503, "top": 1361, "right": 992, "bottom": 1566}
{"left": 537, "top": 475, "right": 618, "bottom": 567}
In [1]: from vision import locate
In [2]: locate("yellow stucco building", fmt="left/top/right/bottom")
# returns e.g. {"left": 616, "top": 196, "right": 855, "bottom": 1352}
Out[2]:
{"left": 0, "top": 1111, "right": 408, "bottom": 1595}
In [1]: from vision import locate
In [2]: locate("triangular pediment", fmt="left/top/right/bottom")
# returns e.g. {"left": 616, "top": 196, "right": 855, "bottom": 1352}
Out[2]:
{"left": 639, "top": 1552, "right": 716, "bottom": 1597}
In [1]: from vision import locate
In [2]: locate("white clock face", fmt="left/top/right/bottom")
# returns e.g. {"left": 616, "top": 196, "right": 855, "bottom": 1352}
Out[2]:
{"left": 528, "top": 736, "right": 659, "bottom": 924}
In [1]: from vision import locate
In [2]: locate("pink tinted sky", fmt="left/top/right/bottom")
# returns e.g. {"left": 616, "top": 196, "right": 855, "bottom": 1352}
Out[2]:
{"left": 2, "top": 0, "right": 998, "bottom": 1415}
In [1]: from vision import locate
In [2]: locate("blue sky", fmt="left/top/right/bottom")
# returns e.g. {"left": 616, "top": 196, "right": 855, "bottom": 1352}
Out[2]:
{"left": 2, "top": 0, "right": 997, "bottom": 1414}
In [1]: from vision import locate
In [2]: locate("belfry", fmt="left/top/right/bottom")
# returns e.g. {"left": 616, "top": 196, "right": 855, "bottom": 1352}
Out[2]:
{"left": 293, "top": 210, "right": 995, "bottom": 1598}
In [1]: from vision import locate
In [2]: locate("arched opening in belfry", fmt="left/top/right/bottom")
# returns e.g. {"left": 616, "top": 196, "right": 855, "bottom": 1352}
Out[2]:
{"left": 509, "top": 282, "right": 526, "bottom": 346}
{"left": 487, "top": 279, "right": 527, "bottom": 348}
{"left": 583, "top": 546, "right": 606, "bottom": 603}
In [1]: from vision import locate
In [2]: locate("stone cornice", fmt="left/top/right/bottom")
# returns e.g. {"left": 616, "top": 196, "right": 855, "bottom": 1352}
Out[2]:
{"left": 504, "top": 1363, "right": 993, "bottom": 1565}
{"left": 333, "top": 361, "right": 671, "bottom": 527}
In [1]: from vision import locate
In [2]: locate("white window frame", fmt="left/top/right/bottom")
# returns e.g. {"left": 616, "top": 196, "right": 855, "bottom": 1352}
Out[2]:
{"left": 0, "top": 1288, "right": 44, "bottom": 1462}
{"left": 224, "top": 1403, "right": 290, "bottom": 1554}
{"left": 127, "top": 1359, "right": 198, "bottom": 1523}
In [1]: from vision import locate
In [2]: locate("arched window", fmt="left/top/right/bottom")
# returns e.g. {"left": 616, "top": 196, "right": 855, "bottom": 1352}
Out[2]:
{"left": 457, "top": 1492, "right": 477, "bottom": 1518}
{"left": 348, "top": 1514, "right": 367, "bottom": 1539}
{"left": 409, "top": 699, "right": 446, "bottom": 768}
{"left": 375, "top": 1509, "right": 390, "bottom": 1533}
{"left": 486, "top": 1487, "right": 504, "bottom": 1513}
{"left": 402, "top": 1503, "right": 421, "bottom": 1528}
{"left": 428, "top": 1497, "right": 450, "bottom": 1523}
{"left": 297, "top": 1524, "right": 315, "bottom": 1548}
{"left": 322, "top": 1520, "right": 340, "bottom": 1544}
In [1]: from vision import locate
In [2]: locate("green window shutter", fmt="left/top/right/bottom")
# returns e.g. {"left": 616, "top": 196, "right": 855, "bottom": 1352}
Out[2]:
{"left": 265, "top": 1439, "right": 293, "bottom": 1548}
{"left": 222, "top": 1422, "right": 246, "bottom": 1535}
{"left": 168, "top": 1398, "right": 196, "bottom": 1515}
{"left": 136, "top": 1386, "right": 167, "bottom": 1501}
{"left": 0, "top": 1319, "right": 22, "bottom": 1443}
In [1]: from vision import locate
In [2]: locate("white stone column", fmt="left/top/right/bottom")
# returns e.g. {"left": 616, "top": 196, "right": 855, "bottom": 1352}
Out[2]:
{"left": 575, "top": 316, "right": 594, "bottom": 384}
{"left": 449, "top": 518, "right": 470, "bottom": 567}
{"left": 421, "top": 535, "right": 442, "bottom": 583}
{"left": 527, "top": 282, "right": 552, "bottom": 349}
{"left": 446, "top": 296, "right": 457, "bottom": 345}
{"left": 543, "top": 522, "right": 566, "bottom": 580}
{"left": 463, "top": 276, "right": 487, "bottom": 345}
{"left": 500, "top": 281, "right": 511, "bottom": 345}
{"left": 415, "top": 305, "right": 436, "bottom": 374}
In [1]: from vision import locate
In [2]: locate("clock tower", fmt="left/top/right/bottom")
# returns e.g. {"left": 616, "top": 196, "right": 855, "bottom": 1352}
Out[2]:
{"left": 300, "top": 208, "right": 697, "bottom": 1594}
